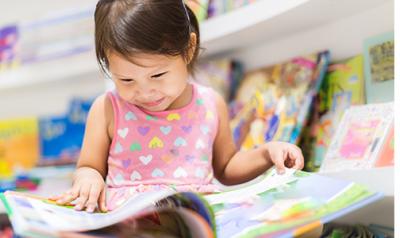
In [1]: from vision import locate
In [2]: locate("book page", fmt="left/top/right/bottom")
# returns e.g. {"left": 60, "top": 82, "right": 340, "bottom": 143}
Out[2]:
{"left": 205, "top": 168, "right": 297, "bottom": 205}
{"left": 5, "top": 189, "right": 175, "bottom": 233}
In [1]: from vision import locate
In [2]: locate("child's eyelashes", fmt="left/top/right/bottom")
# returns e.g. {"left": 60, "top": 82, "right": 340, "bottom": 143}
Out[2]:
{"left": 151, "top": 71, "right": 168, "bottom": 79}
{"left": 117, "top": 72, "right": 168, "bottom": 84}
{"left": 119, "top": 78, "right": 135, "bottom": 83}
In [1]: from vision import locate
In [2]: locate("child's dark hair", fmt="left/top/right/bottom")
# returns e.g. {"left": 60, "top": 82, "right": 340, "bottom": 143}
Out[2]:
{"left": 94, "top": 0, "right": 200, "bottom": 75}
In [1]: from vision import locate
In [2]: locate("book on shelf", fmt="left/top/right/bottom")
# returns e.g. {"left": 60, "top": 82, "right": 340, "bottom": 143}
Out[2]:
{"left": 363, "top": 31, "right": 394, "bottom": 104}
{"left": 320, "top": 102, "right": 393, "bottom": 172}
{"left": 0, "top": 118, "right": 40, "bottom": 172}
{"left": 0, "top": 168, "right": 383, "bottom": 238}
{"left": 38, "top": 97, "right": 92, "bottom": 166}
{"left": 301, "top": 54, "right": 366, "bottom": 172}
{"left": 230, "top": 50, "right": 330, "bottom": 150}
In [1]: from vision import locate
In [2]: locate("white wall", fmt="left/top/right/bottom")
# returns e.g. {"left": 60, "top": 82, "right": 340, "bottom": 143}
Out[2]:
{"left": 229, "top": 1, "right": 394, "bottom": 71}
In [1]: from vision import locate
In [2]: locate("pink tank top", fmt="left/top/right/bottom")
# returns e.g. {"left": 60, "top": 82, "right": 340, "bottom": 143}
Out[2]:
{"left": 106, "top": 83, "right": 219, "bottom": 210}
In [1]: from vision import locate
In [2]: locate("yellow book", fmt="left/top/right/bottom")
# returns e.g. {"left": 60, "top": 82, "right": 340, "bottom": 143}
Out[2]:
{"left": 0, "top": 118, "right": 39, "bottom": 172}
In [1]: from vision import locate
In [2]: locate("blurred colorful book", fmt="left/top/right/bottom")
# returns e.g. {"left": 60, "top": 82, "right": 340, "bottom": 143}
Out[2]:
{"left": 374, "top": 123, "right": 394, "bottom": 168}
{"left": 301, "top": 54, "right": 366, "bottom": 172}
{"left": 363, "top": 32, "right": 394, "bottom": 104}
{"left": 196, "top": 58, "right": 244, "bottom": 102}
{"left": 0, "top": 118, "right": 39, "bottom": 172}
{"left": 0, "top": 24, "right": 20, "bottom": 72}
{"left": 230, "top": 50, "right": 330, "bottom": 150}
{"left": 320, "top": 102, "right": 393, "bottom": 172}
{"left": 38, "top": 97, "right": 92, "bottom": 166}
{"left": 186, "top": 0, "right": 210, "bottom": 22}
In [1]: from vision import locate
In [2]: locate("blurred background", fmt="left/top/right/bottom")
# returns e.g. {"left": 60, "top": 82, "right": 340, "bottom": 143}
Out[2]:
{"left": 0, "top": 0, "right": 395, "bottom": 237}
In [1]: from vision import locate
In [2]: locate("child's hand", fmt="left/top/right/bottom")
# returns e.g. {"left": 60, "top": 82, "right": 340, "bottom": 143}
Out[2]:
{"left": 51, "top": 167, "right": 107, "bottom": 213}
{"left": 262, "top": 141, "right": 304, "bottom": 174}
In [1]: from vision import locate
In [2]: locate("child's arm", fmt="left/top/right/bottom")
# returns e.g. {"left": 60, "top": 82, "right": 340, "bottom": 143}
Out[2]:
{"left": 54, "top": 94, "right": 113, "bottom": 212}
{"left": 212, "top": 93, "right": 304, "bottom": 186}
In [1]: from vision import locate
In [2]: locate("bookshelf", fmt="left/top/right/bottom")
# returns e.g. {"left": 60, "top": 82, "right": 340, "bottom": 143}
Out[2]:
{"left": 0, "top": 52, "right": 99, "bottom": 90}
{"left": 200, "top": 0, "right": 387, "bottom": 57}
{"left": 0, "top": 0, "right": 390, "bottom": 91}
{"left": 0, "top": 0, "right": 394, "bottom": 227}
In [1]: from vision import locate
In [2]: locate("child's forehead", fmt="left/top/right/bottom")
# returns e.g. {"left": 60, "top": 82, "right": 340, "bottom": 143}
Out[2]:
{"left": 108, "top": 51, "right": 178, "bottom": 68}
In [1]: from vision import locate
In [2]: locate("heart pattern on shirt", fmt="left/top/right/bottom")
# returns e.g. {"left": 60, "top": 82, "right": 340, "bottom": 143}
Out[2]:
{"left": 160, "top": 126, "right": 172, "bottom": 135}
{"left": 118, "top": 128, "right": 129, "bottom": 138}
{"left": 130, "top": 171, "right": 142, "bottom": 181}
{"left": 137, "top": 126, "right": 150, "bottom": 136}
{"left": 149, "top": 137, "right": 164, "bottom": 149}
{"left": 167, "top": 113, "right": 181, "bottom": 121}
{"left": 108, "top": 85, "right": 217, "bottom": 197}
{"left": 173, "top": 167, "right": 188, "bottom": 178}
{"left": 139, "top": 155, "right": 153, "bottom": 165}
{"left": 152, "top": 168, "right": 165, "bottom": 177}
{"left": 125, "top": 111, "right": 137, "bottom": 121}
{"left": 174, "top": 137, "right": 187, "bottom": 147}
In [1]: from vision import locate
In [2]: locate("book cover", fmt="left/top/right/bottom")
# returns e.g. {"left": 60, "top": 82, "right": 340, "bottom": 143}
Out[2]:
{"left": 38, "top": 116, "right": 80, "bottom": 165}
{"left": 38, "top": 98, "right": 92, "bottom": 166}
{"left": 373, "top": 123, "right": 394, "bottom": 168}
{"left": 0, "top": 118, "right": 40, "bottom": 171}
{"left": 231, "top": 51, "right": 329, "bottom": 150}
{"left": 301, "top": 54, "right": 366, "bottom": 172}
{"left": 320, "top": 103, "right": 393, "bottom": 172}
{"left": 363, "top": 32, "right": 394, "bottom": 104}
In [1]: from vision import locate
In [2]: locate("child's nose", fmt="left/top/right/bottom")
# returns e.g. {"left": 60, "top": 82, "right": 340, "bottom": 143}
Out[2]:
{"left": 135, "top": 87, "right": 157, "bottom": 100}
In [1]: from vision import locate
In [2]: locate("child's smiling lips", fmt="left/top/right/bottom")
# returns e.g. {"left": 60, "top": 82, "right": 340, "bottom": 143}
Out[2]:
{"left": 141, "top": 97, "right": 165, "bottom": 107}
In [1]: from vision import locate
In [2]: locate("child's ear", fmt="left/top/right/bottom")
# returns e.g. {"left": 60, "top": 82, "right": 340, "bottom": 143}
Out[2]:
{"left": 186, "top": 32, "right": 197, "bottom": 64}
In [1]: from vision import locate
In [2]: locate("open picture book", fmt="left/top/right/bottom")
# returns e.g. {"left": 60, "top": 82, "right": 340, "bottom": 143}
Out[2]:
{"left": 0, "top": 168, "right": 383, "bottom": 238}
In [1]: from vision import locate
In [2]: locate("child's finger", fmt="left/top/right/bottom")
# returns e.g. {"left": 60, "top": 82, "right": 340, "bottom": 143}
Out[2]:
{"left": 85, "top": 185, "right": 102, "bottom": 213}
{"left": 56, "top": 186, "right": 80, "bottom": 205}
{"left": 289, "top": 150, "right": 304, "bottom": 169}
{"left": 274, "top": 150, "right": 286, "bottom": 174}
{"left": 98, "top": 187, "right": 107, "bottom": 212}
{"left": 49, "top": 193, "right": 63, "bottom": 201}
{"left": 74, "top": 184, "right": 91, "bottom": 211}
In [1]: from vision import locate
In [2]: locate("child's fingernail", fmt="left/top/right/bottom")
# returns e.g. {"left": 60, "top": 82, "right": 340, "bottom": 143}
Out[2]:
{"left": 74, "top": 205, "right": 82, "bottom": 210}
{"left": 87, "top": 206, "right": 94, "bottom": 213}
{"left": 279, "top": 169, "right": 285, "bottom": 174}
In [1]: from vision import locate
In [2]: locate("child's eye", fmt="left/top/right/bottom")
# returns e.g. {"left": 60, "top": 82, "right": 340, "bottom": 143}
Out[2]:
{"left": 120, "top": 78, "right": 135, "bottom": 83}
{"left": 151, "top": 71, "right": 168, "bottom": 79}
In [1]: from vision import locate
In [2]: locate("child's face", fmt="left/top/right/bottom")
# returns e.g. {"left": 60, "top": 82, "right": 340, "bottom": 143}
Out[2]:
{"left": 107, "top": 52, "right": 189, "bottom": 112}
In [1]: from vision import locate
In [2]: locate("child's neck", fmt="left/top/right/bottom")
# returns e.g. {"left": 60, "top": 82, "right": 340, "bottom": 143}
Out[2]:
{"left": 167, "top": 83, "right": 193, "bottom": 110}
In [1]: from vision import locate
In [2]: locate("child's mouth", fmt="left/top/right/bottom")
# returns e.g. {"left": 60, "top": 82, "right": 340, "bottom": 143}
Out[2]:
{"left": 142, "top": 98, "right": 165, "bottom": 107}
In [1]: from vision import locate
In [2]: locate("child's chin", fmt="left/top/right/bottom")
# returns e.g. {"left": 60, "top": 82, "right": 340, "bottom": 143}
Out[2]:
{"left": 140, "top": 104, "right": 169, "bottom": 112}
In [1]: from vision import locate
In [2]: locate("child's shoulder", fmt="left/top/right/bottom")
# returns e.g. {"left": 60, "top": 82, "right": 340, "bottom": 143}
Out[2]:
{"left": 194, "top": 83, "right": 226, "bottom": 108}
{"left": 91, "top": 93, "right": 113, "bottom": 111}
{"left": 193, "top": 82, "right": 222, "bottom": 100}
{"left": 88, "top": 93, "right": 114, "bottom": 123}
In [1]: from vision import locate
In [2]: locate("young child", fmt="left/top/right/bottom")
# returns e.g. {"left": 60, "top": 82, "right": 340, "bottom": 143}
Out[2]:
{"left": 54, "top": 0, "right": 304, "bottom": 213}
